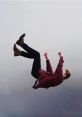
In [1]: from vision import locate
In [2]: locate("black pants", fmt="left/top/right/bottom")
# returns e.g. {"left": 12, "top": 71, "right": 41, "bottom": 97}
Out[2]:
{"left": 21, "top": 43, "right": 41, "bottom": 79}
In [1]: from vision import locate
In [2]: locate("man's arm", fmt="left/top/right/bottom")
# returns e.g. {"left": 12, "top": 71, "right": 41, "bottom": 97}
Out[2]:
{"left": 54, "top": 52, "right": 64, "bottom": 80}
{"left": 59, "top": 52, "right": 64, "bottom": 64}
{"left": 44, "top": 52, "right": 53, "bottom": 73}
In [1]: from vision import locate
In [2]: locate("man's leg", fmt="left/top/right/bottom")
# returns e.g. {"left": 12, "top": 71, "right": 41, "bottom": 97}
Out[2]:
{"left": 16, "top": 33, "right": 39, "bottom": 57}
{"left": 31, "top": 52, "right": 41, "bottom": 79}
{"left": 22, "top": 45, "right": 41, "bottom": 79}
{"left": 13, "top": 44, "right": 41, "bottom": 79}
{"left": 21, "top": 49, "right": 41, "bottom": 79}
{"left": 21, "top": 43, "right": 40, "bottom": 58}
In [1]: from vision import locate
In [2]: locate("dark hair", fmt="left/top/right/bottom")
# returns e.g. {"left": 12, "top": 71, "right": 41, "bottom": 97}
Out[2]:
{"left": 64, "top": 69, "right": 71, "bottom": 79}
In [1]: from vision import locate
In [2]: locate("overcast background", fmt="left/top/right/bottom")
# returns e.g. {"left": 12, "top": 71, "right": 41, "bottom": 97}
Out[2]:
{"left": 0, "top": 0, "right": 82, "bottom": 117}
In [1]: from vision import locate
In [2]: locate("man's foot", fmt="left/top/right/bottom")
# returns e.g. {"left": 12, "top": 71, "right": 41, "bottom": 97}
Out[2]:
{"left": 13, "top": 44, "right": 21, "bottom": 56}
{"left": 16, "top": 33, "right": 25, "bottom": 46}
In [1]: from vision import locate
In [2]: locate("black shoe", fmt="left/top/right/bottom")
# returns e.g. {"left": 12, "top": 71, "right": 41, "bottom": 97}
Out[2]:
{"left": 13, "top": 44, "right": 20, "bottom": 56}
{"left": 16, "top": 33, "right": 25, "bottom": 46}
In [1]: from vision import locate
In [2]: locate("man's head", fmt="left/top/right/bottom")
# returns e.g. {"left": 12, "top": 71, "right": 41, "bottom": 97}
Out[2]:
{"left": 63, "top": 69, "right": 71, "bottom": 79}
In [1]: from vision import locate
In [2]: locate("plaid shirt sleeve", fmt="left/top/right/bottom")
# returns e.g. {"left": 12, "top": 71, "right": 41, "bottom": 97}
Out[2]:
{"left": 46, "top": 60, "right": 53, "bottom": 73}
{"left": 54, "top": 56, "right": 64, "bottom": 81}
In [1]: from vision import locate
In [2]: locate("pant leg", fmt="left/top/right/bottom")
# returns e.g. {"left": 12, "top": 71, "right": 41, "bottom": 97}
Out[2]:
{"left": 21, "top": 43, "right": 39, "bottom": 58}
{"left": 20, "top": 45, "right": 41, "bottom": 79}
{"left": 31, "top": 53, "right": 41, "bottom": 79}
{"left": 21, "top": 51, "right": 34, "bottom": 59}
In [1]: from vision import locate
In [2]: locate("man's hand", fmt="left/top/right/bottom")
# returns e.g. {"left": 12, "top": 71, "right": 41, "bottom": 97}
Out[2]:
{"left": 58, "top": 52, "right": 62, "bottom": 57}
{"left": 44, "top": 52, "right": 48, "bottom": 60}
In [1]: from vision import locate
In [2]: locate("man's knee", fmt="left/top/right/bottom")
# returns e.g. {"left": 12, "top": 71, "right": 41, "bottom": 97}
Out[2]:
{"left": 31, "top": 71, "right": 39, "bottom": 79}
{"left": 34, "top": 52, "right": 40, "bottom": 60}
{"left": 36, "top": 52, "right": 40, "bottom": 57}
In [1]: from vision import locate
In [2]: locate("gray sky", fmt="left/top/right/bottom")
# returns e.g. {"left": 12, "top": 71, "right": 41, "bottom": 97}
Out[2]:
{"left": 0, "top": 1, "right": 82, "bottom": 117}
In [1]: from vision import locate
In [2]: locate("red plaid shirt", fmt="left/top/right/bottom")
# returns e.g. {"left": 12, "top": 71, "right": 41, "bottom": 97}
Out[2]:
{"left": 33, "top": 56, "right": 64, "bottom": 89}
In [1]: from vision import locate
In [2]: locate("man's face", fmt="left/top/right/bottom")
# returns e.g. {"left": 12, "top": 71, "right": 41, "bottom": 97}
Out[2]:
{"left": 63, "top": 69, "right": 66, "bottom": 77}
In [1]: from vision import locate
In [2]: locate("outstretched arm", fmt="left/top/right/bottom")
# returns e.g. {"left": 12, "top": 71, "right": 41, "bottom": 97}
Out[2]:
{"left": 54, "top": 52, "right": 64, "bottom": 80}
{"left": 44, "top": 52, "right": 49, "bottom": 60}
{"left": 57, "top": 52, "right": 64, "bottom": 67}
{"left": 44, "top": 52, "right": 53, "bottom": 73}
